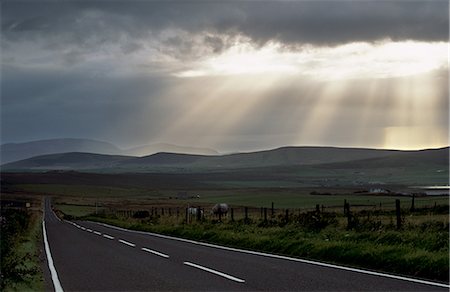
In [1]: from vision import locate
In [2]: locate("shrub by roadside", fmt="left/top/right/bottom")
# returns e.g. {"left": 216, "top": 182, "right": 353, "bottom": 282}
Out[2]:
{"left": 0, "top": 209, "right": 44, "bottom": 291}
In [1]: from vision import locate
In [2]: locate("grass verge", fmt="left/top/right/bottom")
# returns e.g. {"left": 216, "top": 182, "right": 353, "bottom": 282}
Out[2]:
{"left": 1, "top": 208, "right": 44, "bottom": 291}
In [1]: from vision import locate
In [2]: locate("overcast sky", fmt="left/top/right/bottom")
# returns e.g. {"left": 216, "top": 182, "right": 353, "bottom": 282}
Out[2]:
{"left": 1, "top": 1, "right": 448, "bottom": 152}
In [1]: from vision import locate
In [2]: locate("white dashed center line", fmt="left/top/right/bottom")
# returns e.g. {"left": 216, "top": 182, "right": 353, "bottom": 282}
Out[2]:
{"left": 183, "top": 262, "right": 245, "bottom": 283}
{"left": 141, "top": 247, "right": 169, "bottom": 258}
{"left": 86, "top": 229, "right": 93, "bottom": 232}
{"left": 93, "top": 231, "right": 102, "bottom": 235}
{"left": 103, "top": 234, "right": 114, "bottom": 240}
{"left": 119, "top": 239, "right": 136, "bottom": 247}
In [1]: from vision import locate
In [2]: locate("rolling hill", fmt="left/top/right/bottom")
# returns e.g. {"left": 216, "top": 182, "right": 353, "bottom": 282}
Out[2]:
{"left": 119, "top": 146, "right": 400, "bottom": 169}
{"left": 0, "top": 138, "right": 220, "bottom": 164}
{"left": 0, "top": 138, "right": 122, "bottom": 164}
{"left": 318, "top": 147, "right": 449, "bottom": 169}
{"left": 2, "top": 146, "right": 448, "bottom": 173}
{"left": 124, "top": 143, "right": 219, "bottom": 156}
{"left": 1, "top": 152, "right": 133, "bottom": 171}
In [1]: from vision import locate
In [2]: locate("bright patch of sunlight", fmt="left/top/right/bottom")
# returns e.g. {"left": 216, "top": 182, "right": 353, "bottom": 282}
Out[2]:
{"left": 383, "top": 127, "right": 448, "bottom": 150}
{"left": 175, "top": 40, "right": 447, "bottom": 81}
{"left": 176, "top": 43, "right": 298, "bottom": 77}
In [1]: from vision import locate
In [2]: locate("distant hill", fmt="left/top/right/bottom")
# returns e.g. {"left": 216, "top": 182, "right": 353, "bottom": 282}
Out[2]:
{"left": 0, "top": 139, "right": 219, "bottom": 164}
{"left": 3, "top": 146, "right": 448, "bottom": 173}
{"left": 1, "top": 152, "right": 133, "bottom": 170}
{"left": 319, "top": 147, "right": 449, "bottom": 168}
{"left": 120, "top": 146, "right": 399, "bottom": 169}
{"left": 200, "top": 147, "right": 399, "bottom": 168}
{"left": 124, "top": 143, "right": 219, "bottom": 156}
{"left": 0, "top": 138, "right": 121, "bottom": 164}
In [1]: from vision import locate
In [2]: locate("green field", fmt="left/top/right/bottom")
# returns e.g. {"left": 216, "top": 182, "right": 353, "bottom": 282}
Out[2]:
{"left": 56, "top": 204, "right": 103, "bottom": 217}
{"left": 12, "top": 181, "right": 449, "bottom": 211}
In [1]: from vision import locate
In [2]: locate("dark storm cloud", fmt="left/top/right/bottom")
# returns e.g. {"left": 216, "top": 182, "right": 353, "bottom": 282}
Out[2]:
{"left": 2, "top": 1, "right": 448, "bottom": 50}
{"left": 1, "top": 64, "right": 175, "bottom": 145}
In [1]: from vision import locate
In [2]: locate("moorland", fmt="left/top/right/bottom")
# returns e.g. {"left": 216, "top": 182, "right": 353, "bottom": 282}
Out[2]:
{"left": 1, "top": 145, "right": 449, "bottom": 286}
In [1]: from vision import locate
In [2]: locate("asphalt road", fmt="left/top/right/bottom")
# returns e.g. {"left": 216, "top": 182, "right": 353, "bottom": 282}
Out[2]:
{"left": 43, "top": 199, "right": 448, "bottom": 291}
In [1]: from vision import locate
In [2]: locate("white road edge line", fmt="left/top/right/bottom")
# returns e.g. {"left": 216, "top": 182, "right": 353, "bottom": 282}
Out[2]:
{"left": 43, "top": 220, "right": 64, "bottom": 292}
{"left": 93, "top": 231, "right": 102, "bottom": 235}
{"left": 184, "top": 261, "right": 245, "bottom": 283}
{"left": 141, "top": 247, "right": 170, "bottom": 258}
{"left": 103, "top": 234, "right": 114, "bottom": 240}
{"left": 96, "top": 222, "right": 449, "bottom": 289}
{"left": 119, "top": 239, "right": 136, "bottom": 247}
{"left": 51, "top": 208, "right": 62, "bottom": 222}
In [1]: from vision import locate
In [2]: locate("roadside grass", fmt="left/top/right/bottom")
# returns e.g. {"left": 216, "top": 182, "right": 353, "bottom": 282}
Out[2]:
{"left": 68, "top": 205, "right": 450, "bottom": 283}
{"left": 56, "top": 204, "right": 102, "bottom": 217}
{"left": 1, "top": 208, "right": 44, "bottom": 291}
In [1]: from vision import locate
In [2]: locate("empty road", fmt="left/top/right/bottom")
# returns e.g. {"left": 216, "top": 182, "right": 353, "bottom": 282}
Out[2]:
{"left": 43, "top": 199, "right": 448, "bottom": 291}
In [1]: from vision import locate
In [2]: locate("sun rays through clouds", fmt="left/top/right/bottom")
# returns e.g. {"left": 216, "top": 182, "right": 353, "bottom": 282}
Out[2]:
{"left": 2, "top": 1, "right": 448, "bottom": 151}
{"left": 158, "top": 39, "right": 448, "bottom": 151}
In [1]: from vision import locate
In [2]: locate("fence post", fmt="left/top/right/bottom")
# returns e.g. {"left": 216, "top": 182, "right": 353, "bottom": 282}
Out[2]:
{"left": 346, "top": 203, "right": 352, "bottom": 229}
{"left": 344, "top": 201, "right": 350, "bottom": 216}
{"left": 285, "top": 209, "right": 289, "bottom": 223}
{"left": 260, "top": 207, "right": 263, "bottom": 219}
{"left": 396, "top": 199, "right": 401, "bottom": 229}
{"left": 316, "top": 204, "right": 320, "bottom": 213}
{"left": 231, "top": 208, "right": 234, "bottom": 222}
{"left": 264, "top": 207, "right": 268, "bottom": 222}
{"left": 196, "top": 207, "right": 201, "bottom": 221}
{"left": 185, "top": 208, "right": 188, "bottom": 224}
{"left": 176, "top": 207, "right": 179, "bottom": 218}
{"left": 244, "top": 207, "right": 248, "bottom": 223}
{"left": 410, "top": 194, "right": 415, "bottom": 212}
{"left": 271, "top": 202, "right": 274, "bottom": 217}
